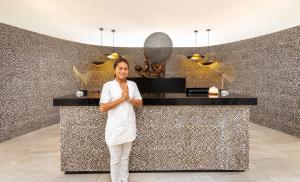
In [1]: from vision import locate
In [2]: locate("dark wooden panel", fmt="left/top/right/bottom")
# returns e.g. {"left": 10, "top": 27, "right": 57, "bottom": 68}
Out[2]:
{"left": 127, "top": 77, "right": 186, "bottom": 93}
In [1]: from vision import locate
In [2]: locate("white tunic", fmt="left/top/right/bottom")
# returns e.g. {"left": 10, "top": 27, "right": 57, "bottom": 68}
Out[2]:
{"left": 99, "top": 79, "right": 142, "bottom": 146}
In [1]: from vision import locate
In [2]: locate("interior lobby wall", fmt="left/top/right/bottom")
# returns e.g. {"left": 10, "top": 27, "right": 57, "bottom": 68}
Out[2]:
{"left": 0, "top": 22, "right": 299, "bottom": 142}
{"left": 204, "top": 27, "right": 299, "bottom": 137}
{"left": 0, "top": 23, "right": 109, "bottom": 142}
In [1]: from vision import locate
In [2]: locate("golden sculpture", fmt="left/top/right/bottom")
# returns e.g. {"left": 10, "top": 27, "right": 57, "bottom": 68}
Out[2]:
{"left": 179, "top": 53, "right": 235, "bottom": 88}
{"left": 73, "top": 65, "right": 90, "bottom": 90}
{"left": 73, "top": 60, "right": 114, "bottom": 91}
{"left": 135, "top": 54, "right": 166, "bottom": 78}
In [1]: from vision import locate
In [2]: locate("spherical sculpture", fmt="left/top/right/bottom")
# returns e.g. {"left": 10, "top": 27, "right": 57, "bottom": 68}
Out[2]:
{"left": 144, "top": 32, "right": 173, "bottom": 64}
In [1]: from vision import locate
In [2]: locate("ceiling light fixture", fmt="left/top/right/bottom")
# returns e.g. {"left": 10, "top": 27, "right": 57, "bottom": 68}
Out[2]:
{"left": 93, "top": 27, "right": 105, "bottom": 65}
{"left": 200, "top": 29, "right": 218, "bottom": 68}
{"left": 100, "top": 27, "right": 103, "bottom": 46}
{"left": 106, "top": 29, "right": 120, "bottom": 60}
{"left": 187, "top": 30, "right": 204, "bottom": 60}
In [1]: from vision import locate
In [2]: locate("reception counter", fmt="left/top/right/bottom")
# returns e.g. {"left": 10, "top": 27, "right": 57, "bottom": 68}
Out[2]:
{"left": 53, "top": 92, "right": 257, "bottom": 173}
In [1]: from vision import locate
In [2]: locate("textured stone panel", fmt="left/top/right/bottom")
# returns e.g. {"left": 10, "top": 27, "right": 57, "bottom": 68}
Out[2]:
{"left": 60, "top": 106, "right": 250, "bottom": 172}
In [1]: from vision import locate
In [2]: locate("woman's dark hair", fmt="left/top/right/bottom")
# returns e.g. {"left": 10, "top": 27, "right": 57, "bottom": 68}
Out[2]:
{"left": 113, "top": 58, "right": 129, "bottom": 78}
{"left": 113, "top": 58, "right": 129, "bottom": 69}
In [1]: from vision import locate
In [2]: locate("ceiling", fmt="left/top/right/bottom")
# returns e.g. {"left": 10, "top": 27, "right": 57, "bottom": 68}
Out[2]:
{"left": 0, "top": 0, "right": 299, "bottom": 47}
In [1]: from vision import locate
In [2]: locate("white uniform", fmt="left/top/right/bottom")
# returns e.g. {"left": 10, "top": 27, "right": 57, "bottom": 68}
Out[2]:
{"left": 100, "top": 79, "right": 142, "bottom": 182}
{"left": 99, "top": 78, "right": 142, "bottom": 145}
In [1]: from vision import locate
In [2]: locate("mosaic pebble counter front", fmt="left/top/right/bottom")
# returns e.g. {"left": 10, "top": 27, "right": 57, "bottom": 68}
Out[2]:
{"left": 59, "top": 103, "right": 253, "bottom": 172}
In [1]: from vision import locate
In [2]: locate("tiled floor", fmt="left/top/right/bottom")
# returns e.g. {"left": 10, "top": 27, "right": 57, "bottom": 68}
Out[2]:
{"left": 0, "top": 123, "right": 299, "bottom": 182}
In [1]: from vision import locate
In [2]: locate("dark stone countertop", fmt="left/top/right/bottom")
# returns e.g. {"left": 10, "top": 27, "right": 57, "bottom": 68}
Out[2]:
{"left": 53, "top": 92, "right": 257, "bottom": 106}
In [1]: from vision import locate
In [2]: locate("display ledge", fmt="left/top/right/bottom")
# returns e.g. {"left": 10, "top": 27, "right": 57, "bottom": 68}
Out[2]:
{"left": 53, "top": 92, "right": 257, "bottom": 106}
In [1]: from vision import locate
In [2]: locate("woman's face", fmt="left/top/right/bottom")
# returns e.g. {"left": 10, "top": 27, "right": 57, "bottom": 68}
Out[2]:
{"left": 114, "top": 62, "right": 129, "bottom": 80}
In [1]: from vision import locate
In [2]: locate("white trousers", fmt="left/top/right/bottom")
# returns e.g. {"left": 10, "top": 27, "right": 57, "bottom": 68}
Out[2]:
{"left": 108, "top": 141, "right": 133, "bottom": 182}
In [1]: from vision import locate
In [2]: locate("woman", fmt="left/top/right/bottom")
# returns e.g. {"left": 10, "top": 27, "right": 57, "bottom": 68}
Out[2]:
{"left": 99, "top": 58, "right": 143, "bottom": 182}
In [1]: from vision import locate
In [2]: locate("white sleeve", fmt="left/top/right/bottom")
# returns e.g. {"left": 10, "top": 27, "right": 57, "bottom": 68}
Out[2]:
{"left": 99, "top": 83, "right": 110, "bottom": 105}
{"left": 133, "top": 82, "right": 142, "bottom": 100}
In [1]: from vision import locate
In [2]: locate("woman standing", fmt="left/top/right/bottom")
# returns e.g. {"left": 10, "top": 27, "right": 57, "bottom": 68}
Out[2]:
{"left": 99, "top": 59, "right": 143, "bottom": 182}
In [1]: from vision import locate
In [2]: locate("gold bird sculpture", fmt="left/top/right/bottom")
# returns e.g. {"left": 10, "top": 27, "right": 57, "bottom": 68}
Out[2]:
{"left": 73, "top": 60, "right": 114, "bottom": 91}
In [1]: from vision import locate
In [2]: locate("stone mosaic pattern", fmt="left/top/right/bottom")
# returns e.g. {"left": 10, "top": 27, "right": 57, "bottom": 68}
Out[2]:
{"left": 60, "top": 105, "right": 250, "bottom": 171}
{"left": 205, "top": 27, "right": 300, "bottom": 137}
{"left": 115, "top": 28, "right": 300, "bottom": 137}
{"left": 0, "top": 23, "right": 111, "bottom": 142}
{"left": 1, "top": 22, "right": 299, "bottom": 142}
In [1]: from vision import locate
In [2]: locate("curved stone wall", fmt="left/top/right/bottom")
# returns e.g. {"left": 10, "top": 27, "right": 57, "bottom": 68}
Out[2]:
{"left": 209, "top": 27, "right": 299, "bottom": 137}
{"left": 0, "top": 22, "right": 299, "bottom": 142}
{"left": 0, "top": 23, "right": 108, "bottom": 142}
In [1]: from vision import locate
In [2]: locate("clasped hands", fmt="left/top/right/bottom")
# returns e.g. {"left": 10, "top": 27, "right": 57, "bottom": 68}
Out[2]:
{"left": 120, "top": 83, "right": 134, "bottom": 104}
